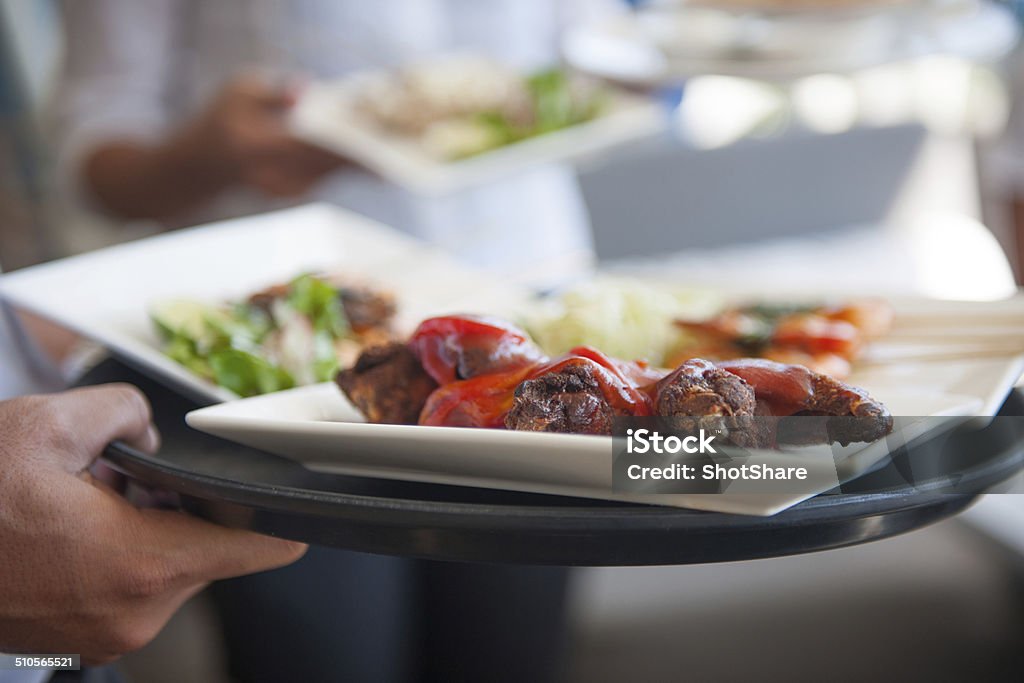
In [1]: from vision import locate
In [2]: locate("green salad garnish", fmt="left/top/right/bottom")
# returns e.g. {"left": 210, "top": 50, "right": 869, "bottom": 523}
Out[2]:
{"left": 152, "top": 274, "right": 355, "bottom": 397}
{"left": 430, "top": 68, "right": 607, "bottom": 160}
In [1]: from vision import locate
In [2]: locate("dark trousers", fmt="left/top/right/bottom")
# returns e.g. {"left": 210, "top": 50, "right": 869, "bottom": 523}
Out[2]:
{"left": 210, "top": 546, "right": 571, "bottom": 683}
{"left": 48, "top": 668, "right": 123, "bottom": 683}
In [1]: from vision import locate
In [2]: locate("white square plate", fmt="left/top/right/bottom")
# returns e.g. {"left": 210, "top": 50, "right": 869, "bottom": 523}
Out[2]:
{"left": 0, "top": 203, "right": 525, "bottom": 403}
{"left": 186, "top": 383, "right": 984, "bottom": 516}
{"left": 289, "top": 76, "right": 666, "bottom": 195}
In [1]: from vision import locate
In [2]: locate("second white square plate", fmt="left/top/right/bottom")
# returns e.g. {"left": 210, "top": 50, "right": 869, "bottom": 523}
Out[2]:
{"left": 289, "top": 76, "right": 666, "bottom": 195}
{"left": 0, "top": 203, "right": 525, "bottom": 403}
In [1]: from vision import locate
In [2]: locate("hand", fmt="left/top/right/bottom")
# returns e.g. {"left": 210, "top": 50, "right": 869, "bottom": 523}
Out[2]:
{"left": 0, "top": 384, "right": 306, "bottom": 664}
{"left": 186, "top": 73, "right": 346, "bottom": 198}
{"left": 83, "top": 72, "right": 348, "bottom": 220}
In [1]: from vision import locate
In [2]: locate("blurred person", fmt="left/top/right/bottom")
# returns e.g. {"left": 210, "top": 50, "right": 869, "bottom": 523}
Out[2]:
{"left": 0, "top": 297, "right": 307, "bottom": 683}
{"left": 995, "top": 52, "right": 1024, "bottom": 283}
{"left": 51, "top": 0, "right": 623, "bottom": 288}
{"left": 48, "top": 1, "right": 623, "bottom": 681}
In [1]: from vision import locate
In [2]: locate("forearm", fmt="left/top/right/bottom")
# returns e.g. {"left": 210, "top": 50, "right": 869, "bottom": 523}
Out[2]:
{"left": 82, "top": 121, "right": 237, "bottom": 222}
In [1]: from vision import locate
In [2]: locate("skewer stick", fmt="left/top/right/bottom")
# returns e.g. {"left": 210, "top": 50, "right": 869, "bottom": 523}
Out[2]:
{"left": 860, "top": 348, "right": 1024, "bottom": 365}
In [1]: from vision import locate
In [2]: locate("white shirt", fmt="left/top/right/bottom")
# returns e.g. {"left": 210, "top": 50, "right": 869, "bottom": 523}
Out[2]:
{"left": 51, "top": 0, "right": 623, "bottom": 287}
{"left": 0, "top": 292, "right": 38, "bottom": 401}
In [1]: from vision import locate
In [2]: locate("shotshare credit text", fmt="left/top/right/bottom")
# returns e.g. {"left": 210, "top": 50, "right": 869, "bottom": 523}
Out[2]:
{"left": 624, "top": 429, "right": 809, "bottom": 481}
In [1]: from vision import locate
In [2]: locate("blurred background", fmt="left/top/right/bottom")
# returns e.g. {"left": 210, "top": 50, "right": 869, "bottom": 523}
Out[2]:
{"left": 3, "top": 0, "right": 1024, "bottom": 681}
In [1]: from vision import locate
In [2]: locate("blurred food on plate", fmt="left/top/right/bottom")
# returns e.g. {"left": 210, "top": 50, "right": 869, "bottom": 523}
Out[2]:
{"left": 521, "top": 279, "right": 721, "bottom": 366}
{"left": 152, "top": 274, "right": 395, "bottom": 396}
{"left": 521, "top": 280, "right": 892, "bottom": 378}
{"left": 669, "top": 299, "right": 894, "bottom": 378}
{"left": 668, "top": 0, "right": 915, "bottom": 11}
{"left": 353, "top": 56, "right": 608, "bottom": 160}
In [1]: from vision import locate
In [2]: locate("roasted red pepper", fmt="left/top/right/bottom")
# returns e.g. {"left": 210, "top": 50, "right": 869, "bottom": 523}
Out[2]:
{"left": 771, "top": 315, "right": 861, "bottom": 357}
{"left": 408, "top": 315, "right": 544, "bottom": 386}
{"left": 715, "top": 359, "right": 814, "bottom": 416}
{"left": 419, "top": 364, "right": 540, "bottom": 428}
{"left": 413, "top": 317, "right": 661, "bottom": 427}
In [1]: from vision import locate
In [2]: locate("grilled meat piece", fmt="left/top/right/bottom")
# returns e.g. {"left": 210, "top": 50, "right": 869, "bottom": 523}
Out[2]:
{"left": 504, "top": 359, "right": 616, "bottom": 435}
{"left": 338, "top": 286, "right": 397, "bottom": 334}
{"left": 336, "top": 314, "right": 893, "bottom": 447}
{"left": 247, "top": 283, "right": 290, "bottom": 312}
{"left": 655, "top": 359, "right": 756, "bottom": 418}
{"left": 336, "top": 343, "right": 437, "bottom": 425}
{"left": 654, "top": 359, "right": 764, "bottom": 448}
{"left": 718, "top": 359, "right": 893, "bottom": 445}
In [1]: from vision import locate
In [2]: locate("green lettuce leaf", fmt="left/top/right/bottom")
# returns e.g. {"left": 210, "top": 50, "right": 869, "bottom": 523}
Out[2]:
{"left": 209, "top": 348, "right": 295, "bottom": 398}
{"left": 287, "top": 274, "right": 349, "bottom": 338}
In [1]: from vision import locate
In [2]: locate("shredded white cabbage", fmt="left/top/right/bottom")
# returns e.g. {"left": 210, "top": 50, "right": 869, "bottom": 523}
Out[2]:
{"left": 521, "top": 279, "right": 721, "bottom": 366}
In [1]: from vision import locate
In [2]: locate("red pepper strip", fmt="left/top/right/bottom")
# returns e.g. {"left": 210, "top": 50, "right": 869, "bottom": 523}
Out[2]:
{"left": 419, "top": 363, "right": 540, "bottom": 428}
{"left": 715, "top": 359, "right": 814, "bottom": 416}
{"left": 408, "top": 315, "right": 545, "bottom": 386}
{"left": 420, "top": 350, "right": 656, "bottom": 428}
{"left": 771, "top": 315, "right": 862, "bottom": 357}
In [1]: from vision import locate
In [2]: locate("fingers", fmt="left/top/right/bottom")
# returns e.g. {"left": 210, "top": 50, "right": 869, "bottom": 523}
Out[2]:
{"left": 41, "top": 384, "right": 160, "bottom": 472}
{"left": 243, "top": 139, "right": 345, "bottom": 197}
{"left": 228, "top": 72, "right": 295, "bottom": 110}
{"left": 130, "top": 506, "right": 307, "bottom": 584}
{"left": 52, "top": 385, "right": 302, "bottom": 585}
{"left": 246, "top": 166, "right": 323, "bottom": 198}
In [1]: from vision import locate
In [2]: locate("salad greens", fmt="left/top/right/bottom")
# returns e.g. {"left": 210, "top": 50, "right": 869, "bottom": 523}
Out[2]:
{"left": 445, "top": 69, "right": 607, "bottom": 160}
{"left": 152, "top": 274, "right": 354, "bottom": 397}
{"left": 526, "top": 69, "right": 605, "bottom": 134}
{"left": 287, "top": 274, "right": 349, "bottom": 337}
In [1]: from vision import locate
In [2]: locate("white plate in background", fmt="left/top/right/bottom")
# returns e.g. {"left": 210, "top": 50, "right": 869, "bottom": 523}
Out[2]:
{"left": 289, "top": 75, "right": 666, "bottom": 195}
{"left": 0, "top": 203, "right": 526, "bottom": 403}
{"left": 563, "top": 0, "right": 1017, "bottom": 83}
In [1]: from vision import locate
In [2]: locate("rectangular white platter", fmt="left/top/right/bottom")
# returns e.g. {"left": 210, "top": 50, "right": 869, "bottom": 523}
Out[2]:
{"left": 0, "top": 203, "right": 526, "bottom": 403}
{"left": 289, "top": 74, "right": 666, "bottom": 196}
{"left": 186, "top": 383, "right": 984, "bottom": 517}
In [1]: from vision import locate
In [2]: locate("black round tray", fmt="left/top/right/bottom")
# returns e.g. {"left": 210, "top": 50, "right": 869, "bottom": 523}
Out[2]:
{"left": 85, "top": 359, "right": 1024, "bottom": 566}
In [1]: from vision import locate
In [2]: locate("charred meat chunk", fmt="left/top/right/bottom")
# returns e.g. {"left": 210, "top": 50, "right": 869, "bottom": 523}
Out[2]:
{"left": 655, "top": 359, "right": 756, "bottom": 418}
{"left": 654, "top": 359, "right": 763, "bottom": 448}
{"left": 505, "top": 360, "right": 616, "bottom": 435}
{"left": 798, "top": 372, "right": 893, "bottom": 446}
{"left": 338, "top": 285, "right": 397, "bottom": 334}
{"left": 717, "top": 359, "right": 893, "bottom": 445}
{"left": 336, "top": 343, "right": 437, "bottom": 425}
{"left": 247, "top": 283, "right": 290, "bottom": 312}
